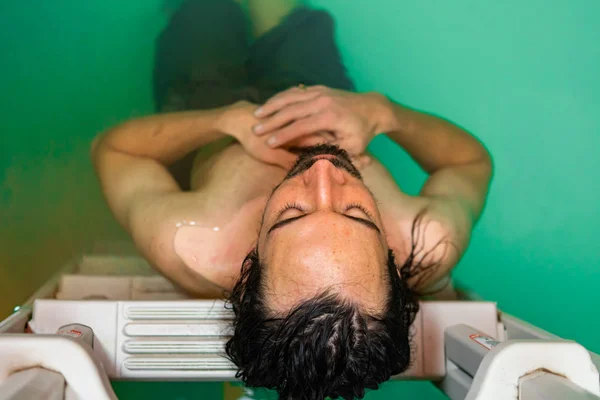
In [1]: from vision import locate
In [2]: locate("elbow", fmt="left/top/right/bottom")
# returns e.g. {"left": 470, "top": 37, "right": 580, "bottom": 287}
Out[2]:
{"left": 456, "top": 144, "right": 494, "bottom": 173}
{"left": 89, "top": 131, "right": 114, "bottom": 165}
{"left": 90, "top": 122, "right": 126, "bottom": 162}
{"left": 479, "top": 145, "right": 494, "bottom": 181}
{"left": 90, "top": 130, "right": 116, "bottom": 166}
{"left": 90, "top": 135, "right": 100, "bottom": 152}
{"left": 468, "top": 148, "right": 493, "bottom": 190}
{"left": 90, "top": 134, "right": 103, "bottom": 163}
{"left": 467, "top": 137, "right": 494, "bottom": 181}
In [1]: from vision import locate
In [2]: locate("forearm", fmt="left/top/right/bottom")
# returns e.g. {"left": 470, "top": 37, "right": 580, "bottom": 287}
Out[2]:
{"left": 93, "top": 108, "right": 227, "bottom": 165}
{"left": 373, "top": 94, "right": 492, "bottom": 174}
{"left": 371, "top": 93, "right": 492, "bottom": 220}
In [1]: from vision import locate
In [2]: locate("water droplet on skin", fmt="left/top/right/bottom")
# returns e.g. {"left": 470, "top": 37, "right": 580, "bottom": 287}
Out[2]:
{"left": 175, "top": 221, "right": 221, "bottom": 231}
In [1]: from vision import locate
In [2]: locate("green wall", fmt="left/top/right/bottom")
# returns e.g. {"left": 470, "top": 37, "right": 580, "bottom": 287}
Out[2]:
{"left": 1, "top": 0, "right": 598, "bottom": 399}
{"left": 0, "top": 0, "right": 166, "bottom": 316}
{"left": 308, "top": 0, "right": 600, "bottom": 354}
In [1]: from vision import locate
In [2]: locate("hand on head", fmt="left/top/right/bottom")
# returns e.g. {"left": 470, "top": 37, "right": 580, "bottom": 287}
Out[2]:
{"left": 253, "top": 85, "right": 383, "bottom": 161}
{"left": 219, "top": 86, "right": 381, "bottom": 170}
{"left": 217, "top": 100, "right": 298, "bottom": 169}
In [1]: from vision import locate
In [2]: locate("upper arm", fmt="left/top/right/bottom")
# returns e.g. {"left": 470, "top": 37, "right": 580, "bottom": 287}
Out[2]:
{"left": 402, "top": 160, "right": 492, "bottom": 292}
{"left": 91, "top": 138, "right": 181, "bottom": 230}
{"left": 420, "top": 157, "right": 493, "bottom": 222}
{"left": 91, "top": 142, "right": 215, "bottom": 295}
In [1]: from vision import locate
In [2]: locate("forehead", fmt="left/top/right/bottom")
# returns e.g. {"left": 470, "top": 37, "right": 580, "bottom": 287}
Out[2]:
{"left": 265, "top": 267, "right": 389, "bottom": 314}
{"left": 261, "top": 224, "right": 389, "bottom": 312}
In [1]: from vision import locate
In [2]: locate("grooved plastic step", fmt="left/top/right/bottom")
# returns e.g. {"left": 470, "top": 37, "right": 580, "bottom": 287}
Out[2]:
{"left": 123, "top": 339, "right": 227, "bottom": 354}
{"left": 123, "top": 356, "right": 235, "bottom": 371}
{"left": 123, "top": 322, "right": 232, "bottom": 337}
{"left": 124, "top": 305, "right": 233, "bottom": 320}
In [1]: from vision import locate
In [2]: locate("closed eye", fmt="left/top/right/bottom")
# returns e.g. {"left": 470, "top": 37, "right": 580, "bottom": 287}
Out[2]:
{"left": 345, "top": 203, "right": 375, "bottom": 220}
{"left": 275, "top": 202, "right": 306, "bottom": 221}
{"left": 268, "top": 205, "right": 380, "bottom": 235}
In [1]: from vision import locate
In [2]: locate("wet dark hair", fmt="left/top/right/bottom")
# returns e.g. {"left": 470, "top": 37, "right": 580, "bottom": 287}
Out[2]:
{"left": 225, "top": 143, "right": 445, "bottom": 398}
{"left": 225, "top": 231, "right": 431, "bottom": 400}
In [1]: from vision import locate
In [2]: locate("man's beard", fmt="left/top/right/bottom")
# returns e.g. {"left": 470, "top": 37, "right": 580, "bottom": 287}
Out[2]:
{"left": 285, "top": 144, "right": 363, "bottom": 181}
{"left": 259, "top": 144, "right": 364, "bottom": 234}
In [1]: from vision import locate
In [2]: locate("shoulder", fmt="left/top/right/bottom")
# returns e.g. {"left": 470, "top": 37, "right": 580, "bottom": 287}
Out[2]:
{"left": 390, "top": 195, "right": 473, "bottom": 293}
{"left": 128, "top": 191, "right": 228, "bottom": 296}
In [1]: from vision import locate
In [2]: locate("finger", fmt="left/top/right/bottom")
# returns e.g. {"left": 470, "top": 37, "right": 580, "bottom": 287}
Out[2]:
{"left": 318, "top": 131, "right": 336, "bottom": 142}
{"left": 351, "top": 155, "right": 372, "bottom": 169}
{"left": 253, "top": 100, "right": 323, "bottom": 136}
{"left": 266, "top": 113, "right": 332, "bottom": 148}
{"left": 287, "top": 135, "right": 329, "bottom": 148}
{"left": 255, "top": 89, "right": 321, "bottom": 118}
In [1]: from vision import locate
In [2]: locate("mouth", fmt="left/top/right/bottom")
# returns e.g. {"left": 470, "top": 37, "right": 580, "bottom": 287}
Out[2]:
{"left": 312, "top": 155, "right": 338, "bottom": 161}
{"left": 284, "top": 144, "right": 363, "bottom": 180}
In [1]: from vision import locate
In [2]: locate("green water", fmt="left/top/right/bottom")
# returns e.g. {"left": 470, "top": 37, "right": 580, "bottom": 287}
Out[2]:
{"left": 1, "top": 0, "right": 599, "bottom": 399}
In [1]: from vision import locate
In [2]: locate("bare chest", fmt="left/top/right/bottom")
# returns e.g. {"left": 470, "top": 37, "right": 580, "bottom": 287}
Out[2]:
{"left": 175, "top": 141, "right": 416, "bottom": 290}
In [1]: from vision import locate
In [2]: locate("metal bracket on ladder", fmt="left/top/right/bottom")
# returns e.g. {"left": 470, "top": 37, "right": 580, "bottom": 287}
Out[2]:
{"left": 0, "top": 335, "right": 117, "bottom": 400}
{"left": 439, "top": 324, "right": 600, "bottom": 400}
{"left": 1, "top": 247, "right": 599, "bottom": 400}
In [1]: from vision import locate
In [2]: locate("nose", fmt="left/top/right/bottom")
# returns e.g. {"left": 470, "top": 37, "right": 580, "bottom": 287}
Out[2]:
{"left": 302, "top": 159, "right": 347, "bottom": 208}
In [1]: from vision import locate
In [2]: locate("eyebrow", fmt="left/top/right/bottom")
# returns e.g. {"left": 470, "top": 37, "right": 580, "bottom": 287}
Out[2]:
{"left": 267, "top": 213, "right": 381, "bottom": 236}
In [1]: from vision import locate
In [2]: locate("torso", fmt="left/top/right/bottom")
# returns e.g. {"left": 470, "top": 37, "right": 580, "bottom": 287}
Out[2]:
{"left": 172, "top": 139, "right": 435, "bottom": 294}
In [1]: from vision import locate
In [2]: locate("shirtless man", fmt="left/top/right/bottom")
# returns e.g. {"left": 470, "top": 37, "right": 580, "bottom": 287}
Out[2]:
{"left": 92, "top": 1, "right": 492, "bottom": 398}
